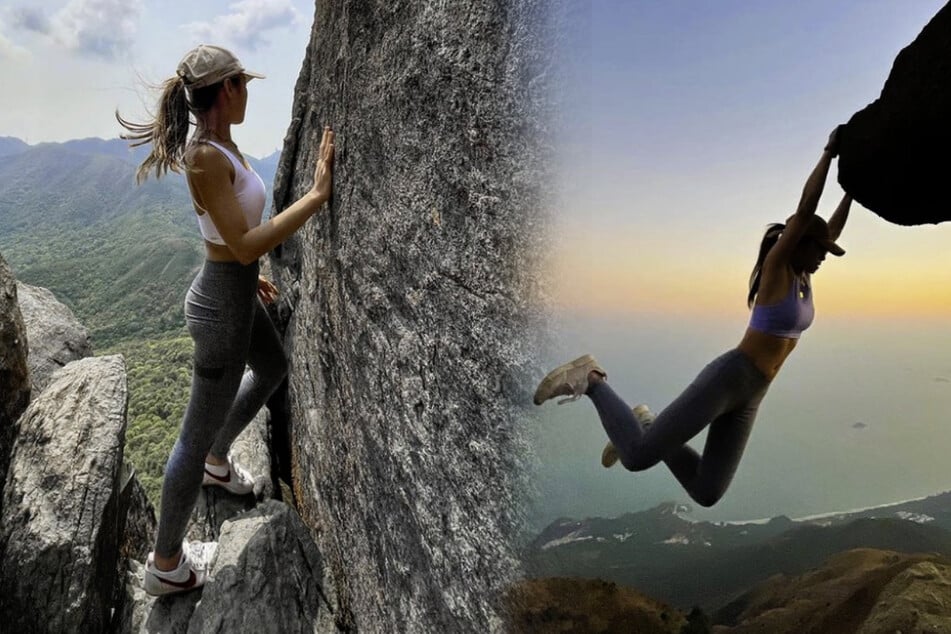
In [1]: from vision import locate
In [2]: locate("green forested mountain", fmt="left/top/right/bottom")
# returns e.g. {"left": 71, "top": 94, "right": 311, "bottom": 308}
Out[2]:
{"left": 0, "top": 137, "right": 279, "bottom": 347}
{"left": 0, "top": 136, "right": 279, "bottom": 505}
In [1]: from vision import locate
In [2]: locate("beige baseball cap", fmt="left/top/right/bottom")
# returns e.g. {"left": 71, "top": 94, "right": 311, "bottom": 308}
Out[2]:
{"left": 176, "top": 44, "right": 265, "bottom": 89}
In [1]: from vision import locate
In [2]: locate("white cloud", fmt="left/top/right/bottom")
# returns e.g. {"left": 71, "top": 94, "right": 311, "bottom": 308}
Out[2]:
{"left": 183, "top": 0, "right": 303, "bottom": 52}
{"left": 0, "top": 27, "right": 30, "bottom": 60}
{"left": 6, "top": 0, "right": 143, "bottom": 60}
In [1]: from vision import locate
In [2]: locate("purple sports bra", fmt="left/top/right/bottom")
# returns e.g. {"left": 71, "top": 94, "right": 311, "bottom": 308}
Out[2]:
{"left": 748, "top": 275, "right": 815, "bottom": 339}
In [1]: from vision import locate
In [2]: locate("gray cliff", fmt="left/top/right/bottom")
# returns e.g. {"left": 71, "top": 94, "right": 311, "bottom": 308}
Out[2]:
{"left": 266, "top": 1, "right": 555, "bottom": 630}
{"left": 0, "top": 355, "right": 128, "bottom": 633}
{"left": 15, "top": 281, "right": 93, "bottom": 394}
{"left": 0, "top": 253, "right": 30, "bottom": 512}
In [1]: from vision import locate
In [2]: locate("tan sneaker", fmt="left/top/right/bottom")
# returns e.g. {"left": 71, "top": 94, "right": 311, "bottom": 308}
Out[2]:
{"left": 602, "top": 404, "right": 655, "bottom": 468}
{"left": 533, "top": 354, "right": 607, "bottom": 405}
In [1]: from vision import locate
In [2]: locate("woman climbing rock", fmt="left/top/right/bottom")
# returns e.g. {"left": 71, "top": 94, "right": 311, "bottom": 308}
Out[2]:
{"left": 117, "top": 44, "right": 335, "bottom": 595}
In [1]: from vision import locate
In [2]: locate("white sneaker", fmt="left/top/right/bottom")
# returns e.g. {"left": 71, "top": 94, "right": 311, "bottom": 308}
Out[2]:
{"left": 602, "top": 404, "right": 655, "bottom": 468}
{"left": 143, "top": 540, "right": 217, "bottom": 596}
{"left": 202, "top": 454, "right": 255, "bottom": 495}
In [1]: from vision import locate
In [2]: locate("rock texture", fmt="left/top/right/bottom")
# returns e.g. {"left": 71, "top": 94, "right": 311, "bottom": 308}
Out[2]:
{"left": 189, "top": 500, "right": 333, "bottom": 633}
{"left": 0, "top": 253, "right": 30, "bottom": 507}
{"left": 16, "top": 281, "right": 92, "bottom": 394}
{"left": 117, "top": 501, "right": 331, "bottom": 634}
{"left": 0, "top": 355, "right": 127, "bottom": 633}
{"left": 713, "top": 548, "right": 951, "bottom": 634}
{"left": 837, "top": 2, "right": 951, "bottom": 225}
{"left": 267, "top": 2, "right": 554, "bottom": 632}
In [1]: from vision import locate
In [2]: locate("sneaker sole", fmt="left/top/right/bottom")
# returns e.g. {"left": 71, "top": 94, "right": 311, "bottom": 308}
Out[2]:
{"left": 201, "top": 479, "right": 253, "bottom": 495}
{"left": 144, "top": 569, "right": 201, "bottom": 596}
{"left": 601, "top": 443, "right": 619, "bottom": 468}
{"left": 533, "top": 354, "right": 597, "bottom": 405}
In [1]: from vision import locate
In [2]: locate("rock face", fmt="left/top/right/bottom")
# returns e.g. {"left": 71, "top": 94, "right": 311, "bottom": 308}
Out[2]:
{"left": 713, "top": 548, "right": 951, "bottom": 633}
{"left": 0, "top": 355, "right": 127, "bottom": 633}
{"left": 116, "top": 500, "right": 331, "bottom": 634}
{"left": 188, "top": 500, "right": 333, "bottom": 633}
{"left": 267, "top": 1, "right": 554, "bottom": 631}
{"left": 0, "top": 253, "right": 30, "bottom": 506}
{"left": 837, "top": 2, "right": 951, "bottom": 225}
{"left": 16, "top": 281, "right": 93, "bottom": 394}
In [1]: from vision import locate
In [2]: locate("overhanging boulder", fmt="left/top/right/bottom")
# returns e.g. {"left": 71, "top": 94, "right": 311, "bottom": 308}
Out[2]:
{"left": 838, "top": 2, "right": 951, "bottom": 225}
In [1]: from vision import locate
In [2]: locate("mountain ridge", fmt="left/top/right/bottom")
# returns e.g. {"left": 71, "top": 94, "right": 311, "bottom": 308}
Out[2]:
{"left": 526, "top": 489, "right": 951, "bottom": 610}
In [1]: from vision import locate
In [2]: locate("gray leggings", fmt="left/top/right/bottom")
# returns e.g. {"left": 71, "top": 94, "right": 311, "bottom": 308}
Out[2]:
{"left": 588, "top": 349, "right": 770, "bottom": 507}
{"left": 154, "top": 260, "right": 287, "bottom": 557}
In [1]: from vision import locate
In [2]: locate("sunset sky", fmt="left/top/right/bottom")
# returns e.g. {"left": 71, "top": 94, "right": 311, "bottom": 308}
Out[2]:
{"left": 549, "top": 0, "right": 951, "bottom": 321}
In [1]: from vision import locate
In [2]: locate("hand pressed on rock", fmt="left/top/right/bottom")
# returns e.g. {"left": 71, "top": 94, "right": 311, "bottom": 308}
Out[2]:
{"left": 824, "top": 125, "right": 843, "bottom": 157}
{"left": 311, "top": 126, "right": 335, "bottom": 203}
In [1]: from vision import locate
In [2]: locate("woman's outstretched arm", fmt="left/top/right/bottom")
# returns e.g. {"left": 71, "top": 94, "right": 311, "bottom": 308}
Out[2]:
{"left": 826, "top": 193, "right": 852, "bottom": 241}
{"left": 764, "top": 128, "right": 839, "bottom": 266}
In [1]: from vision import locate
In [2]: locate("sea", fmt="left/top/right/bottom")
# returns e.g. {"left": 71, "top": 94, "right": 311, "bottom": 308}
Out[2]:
{"left": 526, "top": 310, "right": 951, "bottom": 530}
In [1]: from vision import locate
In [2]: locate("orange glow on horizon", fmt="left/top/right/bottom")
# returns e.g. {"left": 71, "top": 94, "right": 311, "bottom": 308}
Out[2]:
{"left": 546, "top": 222, "right": 951, "bottom": 321}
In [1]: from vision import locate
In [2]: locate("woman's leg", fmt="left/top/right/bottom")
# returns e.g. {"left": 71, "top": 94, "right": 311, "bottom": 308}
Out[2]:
{"left": 208, "top": 299, "right": 288, "bottom": 459}
{"left": 662, "top": 392, "right": 764, "bottom": 507}
{"left": 587, "top": 350, "right": 769, "bottom": 503}
{"left": 153, "top": 263, "right": 257, "bottom": 561}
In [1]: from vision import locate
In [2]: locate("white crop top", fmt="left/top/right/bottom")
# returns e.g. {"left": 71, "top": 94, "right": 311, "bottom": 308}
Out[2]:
{"left": 193, "top": 140, "right": 267, "bottom": 246}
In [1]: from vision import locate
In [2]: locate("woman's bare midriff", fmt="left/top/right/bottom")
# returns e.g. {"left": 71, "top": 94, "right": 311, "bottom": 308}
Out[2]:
{"left": 736, "top": 328, "right": 799, "bottom": 381}
{"left": 204, "top": 241, "right": 240, "bottom": 262}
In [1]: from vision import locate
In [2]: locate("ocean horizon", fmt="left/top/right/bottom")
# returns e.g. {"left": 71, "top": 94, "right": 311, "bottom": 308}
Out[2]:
{"left": 527, "top": 310, "right": 951, "bottom": 530}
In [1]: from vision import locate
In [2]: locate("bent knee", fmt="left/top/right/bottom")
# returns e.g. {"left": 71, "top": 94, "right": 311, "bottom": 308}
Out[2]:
{"left": 689, "top": 487, "right": 726, "bottom": 508}
{"left": 620, "top": 453, "right": 661, "bottom": 473}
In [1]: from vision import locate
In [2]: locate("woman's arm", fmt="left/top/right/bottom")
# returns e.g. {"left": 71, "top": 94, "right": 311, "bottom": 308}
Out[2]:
{"left": 189, "top": 127, "right": 335, "bottom": 265}
{"left": 762, "top": 129, "right": 839, "bottom": 269}
{"left": 826, "top": 193, "right": 852, "bottom": 241}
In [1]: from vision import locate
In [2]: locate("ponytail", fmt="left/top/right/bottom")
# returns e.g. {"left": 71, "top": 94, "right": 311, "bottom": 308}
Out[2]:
{"left": 747, "top": 223, "right": 785, "bottom": 308}
{"left": 116, "top": 75, "right": 231, "bottom": 184}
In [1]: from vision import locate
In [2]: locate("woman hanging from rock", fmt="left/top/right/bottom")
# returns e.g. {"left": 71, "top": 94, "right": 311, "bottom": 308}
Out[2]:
{"left": 534, "top": 127, "right": 851, "bottom": 508}
{"left": 117, "top": 44, "right": 335, "bottom": 596}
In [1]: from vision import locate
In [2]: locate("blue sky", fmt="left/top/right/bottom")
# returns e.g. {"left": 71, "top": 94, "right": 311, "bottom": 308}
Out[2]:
{"left": 0, "top": 0, "right": 314, "bottom": 156}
